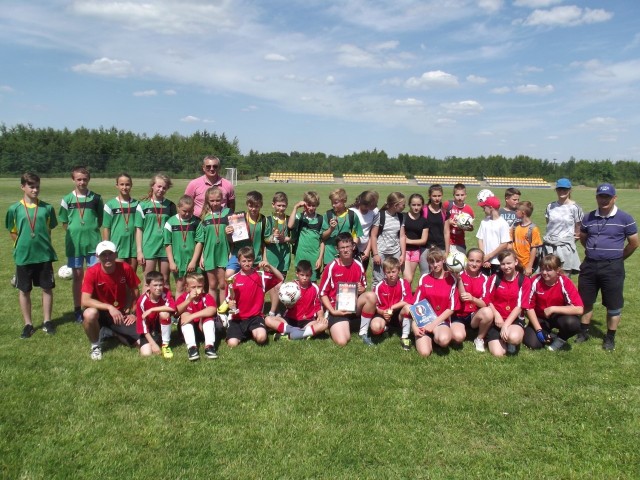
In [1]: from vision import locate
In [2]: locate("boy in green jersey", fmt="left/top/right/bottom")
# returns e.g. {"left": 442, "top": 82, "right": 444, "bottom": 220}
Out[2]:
{"left": 264, "top": 191, "right": 292, "bottom": 315}
{"left": 59, "top": 166, "right": 104, "bottom": 322}
{"left": 321, "top": 188, "right": 363, "bottom": 265}
{"left": 225, "top": 191, "right": 267, "bottom": 277}
{"left": 6, "top": 173, "right": 58, "bottom": 338}
{"left": 288, "top": 191, "right": 324, "bottom": 281}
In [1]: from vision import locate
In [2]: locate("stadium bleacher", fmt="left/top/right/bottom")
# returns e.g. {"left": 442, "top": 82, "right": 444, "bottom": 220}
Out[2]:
{"left": 484, "top": 177, "right": 551, "bottom": 189}
{"left": 269, "top": 173, "right": 334, "bottom": 183}
{"left": 414, "top": 176, "right": 481, "bottom": 186}
{"left": 343, "top": 174, "right": 408, "bottom": 185}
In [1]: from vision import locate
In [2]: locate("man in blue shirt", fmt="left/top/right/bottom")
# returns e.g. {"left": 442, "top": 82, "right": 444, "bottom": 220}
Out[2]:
{"left": 577, "top": 183, "right": 639, "bottom": 351}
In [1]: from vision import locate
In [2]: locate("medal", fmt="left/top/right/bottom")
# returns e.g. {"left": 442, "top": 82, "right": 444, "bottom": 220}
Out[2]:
{"left": 125, "top": 227, "right": 129, "bottom": 232}
{"left": 506, "top": 306, "right": 511, "bottom": 311}
{"left": 113, "top": 300, "right": 119, "bottom": 307}
{"left": 182, "top": 243, "right": 187, "bottom": 249}
{"left": 31, "top": 232, "right": 35, "bottom": 238}
{"left": 216, "top": 238, "right": 220, "bottom": 244}
{"left": 387, "top": 309, "right": 392, "bottom": 316}
{"left": 81, "top": 221, "right": 85, "bottom": 225}
{"left": 436, "top": 305, "right": 441, "bottom": 311}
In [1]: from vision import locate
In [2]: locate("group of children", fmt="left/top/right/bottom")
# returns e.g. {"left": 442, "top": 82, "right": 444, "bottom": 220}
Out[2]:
{"left": 8, "top": 169, "right": 585, "bottom": 360}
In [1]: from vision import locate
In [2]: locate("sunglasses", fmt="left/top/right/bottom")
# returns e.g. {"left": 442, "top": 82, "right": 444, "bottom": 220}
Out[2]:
{"left": 204, "top": 164, "right": 220, "bottom": 170}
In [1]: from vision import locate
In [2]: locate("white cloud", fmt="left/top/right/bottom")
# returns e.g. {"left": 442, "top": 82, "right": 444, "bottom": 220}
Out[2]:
{"left": 180, "top": 115, "right": 200, "bottom": 123}
{"left": 466, "top": 74, "right": 488, "bottom": 84}
{"left": 575, "top": 59, "right": 640, "bottom": 84}
{"left": 163, "top": 89, "right": 177, "bottom": 95}
{"left": 406, "top": 70, "right": 459, "bottom": 88}
{"left": 436, "top": 118, "right": 456, "bottom": 127}
{"left": 547, "top": 135, "right": 559, "bottom": 140}
{"left": 325, "top": 75, "right": 335, "bottom": 84}
{"left": 337, "top": 44, "right": 407, "bottom": 69}
{"left": 598, "top": 135, "right": 617, "bottom": 143}
{"left": 265, "top": 53, "right": 288, "bottom": 62}
{"left": 478, "top": 0, "right": 503, "bottom": 13}
{"left": 514, "top": 84, "right": 554, "bottom": 94}
{"left": 0, "top": 85, "right": 14, "bottom": 93}
{"left": 579, "top": 117, "right": 617, "bottom": 129}
{"left": 513, "top": 0, "right": 562, "bottom": 8}
{"left": 242, "top": 105, "right": 258, "bottom": 112}
{"left": 523, "top": 65, "right": 543, "bottom": 73}
{"left": 394, "top": 98, "right": 424, "bottom": 107}
{"left": 133, "top": 89, "right": 157, "bottom": 97}
{"left": 71, "top": 57, "right": 134, "bottom": 77}
{"left": 491, "top": 86, "right": 511, "bottom": 94}
{"left": 441, "top": 100, "right": 483, "bottom": 114}
{"left": 521, "top": 6, "right": 613, "bottom": 27}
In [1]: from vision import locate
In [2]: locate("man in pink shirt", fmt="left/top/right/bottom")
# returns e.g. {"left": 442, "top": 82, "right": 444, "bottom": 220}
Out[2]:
{"left": 185, "top": 155, "right": 236, "bottom": 216}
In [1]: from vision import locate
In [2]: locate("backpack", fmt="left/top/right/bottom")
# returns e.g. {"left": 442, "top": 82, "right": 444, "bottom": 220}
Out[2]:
{"left": 511, "top": 223, "right": 542, "bottom": 271}
{"left": 325, "top": 209, "right": 356, "bottom": 232}
{"left": 493, "top": 271, "right": 525, "bottom": 290}
{"left": 377, "top": 210, "right": 404, "bottom": 237}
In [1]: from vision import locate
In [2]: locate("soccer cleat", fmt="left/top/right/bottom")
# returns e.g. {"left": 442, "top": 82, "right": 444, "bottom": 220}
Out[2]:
{"left": 547, "top": 337, "right": 566, "bottom": 352}
{"left": 187, "top": 346, "right": 200, "bottom": 361}
{"left": 602, "top": 336, "right": 615, "bottom": 352}
{"left": 473, "top": 337, "right": 485, "bottom": 353}
{"left": 204, "top": 345, "right": 218, "bottom": 359}
{"left": 506, "top": 343, "right": 517, "bottom": 354}
{"left": 574, "top": 331, "right": 590, "bottom": 343}
{"left": 20, "top": 324, "right": 35, "bottom": 339}
{"left": 10, "top": 274, "right": 17, "bottom": 288}
{"left": 273, "top": 332, "right": 289, "bottom": 342}
{"left": 74, "top": 309, "right": 84, "bottom": 324}
{"left": 401, "top": 338, "right": 411, "bottom": 351}
{"left": 161, "top": 344, "right": 174, "bottom": 359}
{"left": 42, "top": 321, "right": 56, "bottom": 335}
{"left": 360, "top": 334, "right": 374, "bottom": 347}
{"left": 90, "top": 346, "right": 103, "bottom": 360}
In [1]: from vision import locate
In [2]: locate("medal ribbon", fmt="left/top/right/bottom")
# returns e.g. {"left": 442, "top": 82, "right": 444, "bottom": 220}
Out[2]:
{"left": 117, "top": 197, "right": 131, "bottom": 229}
{"left": 22, "top": 200, "right": 39, "bottom": 237}
{"left": 179, "top": 216, "right": 189, "bottom": 246}
{"left": 74, "top": 190, "right": 87, "bottom": 224}
{"left": 152, "top": 199, "right": 164, "bottom": 229}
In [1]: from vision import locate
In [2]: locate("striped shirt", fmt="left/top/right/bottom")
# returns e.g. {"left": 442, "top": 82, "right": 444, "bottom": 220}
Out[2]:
{"left": 581, "top": 206, "right": 637, "bottom": 261}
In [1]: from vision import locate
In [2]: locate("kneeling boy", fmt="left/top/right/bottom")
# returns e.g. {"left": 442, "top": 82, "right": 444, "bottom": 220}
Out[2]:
{"left": 136, "top": 270, "right": 177, "bottom": 358}
{"left": 176, "top": 272, "right": 218, "bottom": 361}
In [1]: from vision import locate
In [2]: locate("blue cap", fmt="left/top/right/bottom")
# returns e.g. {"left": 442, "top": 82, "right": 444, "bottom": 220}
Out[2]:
{"left": 596, "top": 183, "right": 616, "bottom": 196}
{"left": 555, "top": 178, "right": 572, "bottom": 189}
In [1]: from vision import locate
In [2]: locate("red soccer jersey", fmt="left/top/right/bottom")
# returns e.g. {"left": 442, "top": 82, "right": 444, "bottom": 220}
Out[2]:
{"left": 82, "top": 262, "right": 140, "bottom": 312}
{"left": 175, "top": 291, "right": 217, "bottom": 323}
{"left": 528, "top": 274, "right": 583, "bottom": 319}
{"left": 136, "top": 288, "right": 177, "bottom": 335}
{"left": 374, "top": 279, "right": 413, "bottom": 311}
{"left": 230, "top": 270, "right": 280, "bottom": 320}
{"left": 414, "top": 273, "right": 460, "bottom": 315}
{"left": 486, "top": 273, "right": 532, "bottom": 318}
{"left": 319, "top": 258, "right": 366, "bottom": 307}
{"left": 456, "top": 271, "right": 489, "bottom": 315}
{"left": 284, "top": 281, "right": 322, "bottom": 321}
{"left": 446, "top": 201, "right": 475, "bottom": 247}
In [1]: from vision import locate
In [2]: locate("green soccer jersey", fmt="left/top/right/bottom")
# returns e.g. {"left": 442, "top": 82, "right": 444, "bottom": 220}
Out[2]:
{"left": 6, "top": 199, "right": 58, "bottom": 266}
{"left": 291, "top": 212, "right": 323, "bottom": 280}
{"left": 103, "top": 197, "right": 138, "bottom": 259}
{"left": 135, "top": 198, "right": 177, "bottom": 259}
{"left": 196, "top": 208, "right": 231, "bottom": 270}
{"left": 231, "top": 212, "right": 265, "bottom": 265}
{"left": 321, "top": 209, "right": 363, "bottom": 264}
{"left": 264, "top": 215, "right": 291, "bottom": 274}
{"left": 59, "top": 190, "right": 104, "bottom": 257}
{"left": 164, "top": 214, "right": 200, "bottom": 277}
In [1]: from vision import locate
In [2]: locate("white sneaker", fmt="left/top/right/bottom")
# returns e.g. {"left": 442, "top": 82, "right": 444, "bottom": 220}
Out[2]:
{"left": 547, "top": 337, "right": 566, "bottom": 352}
{"left": 474, "top": 337, "right": 485, "bottom": 352}
{"left": 90, "top": 346, "right": 103, "bottom": 360}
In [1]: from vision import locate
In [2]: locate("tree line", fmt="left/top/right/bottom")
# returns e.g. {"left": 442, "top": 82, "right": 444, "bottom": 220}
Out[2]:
{"left": 1, "top": 124, "right": 639, "bottom": 187}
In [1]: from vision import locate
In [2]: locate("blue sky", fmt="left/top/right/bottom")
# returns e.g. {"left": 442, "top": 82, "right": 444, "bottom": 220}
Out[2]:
{"left": 1, "top": 0, "right": 639, "bottom": 161}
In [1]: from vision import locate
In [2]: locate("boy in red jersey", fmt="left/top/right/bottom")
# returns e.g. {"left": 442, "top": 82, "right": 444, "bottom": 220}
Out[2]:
{"left": 445, "top": 183, "right": 475, "bottom": 254}
{"left": 136, "top": 270, "right": 177, "bottom": 358}
{"left": 265, "top": 260, "right": 327, "bottom": 340}
{"left": 370, "top": 257, "right": 414, "bottom": 351}
{"left": 319, "top": 232, "right": 377, "bottom": 346}
{"left": 226, "top": 246, "right": 283, "bottom": 347}
{"left": 176, "top": 272, "right": 218, "bottom": 361}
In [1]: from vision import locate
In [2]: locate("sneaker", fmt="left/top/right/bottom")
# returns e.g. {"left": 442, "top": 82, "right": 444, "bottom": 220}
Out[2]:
{"left": 506, "top": 343, "right": 517, "bottom": 354}
{"left": 547, "top": 337, "right": 566, "bottom": 352}
{"left": 187, "top": 346, "right": 200, "bottom": 361}
{"left": 10, "top": 274, "right": 17, "bottom": 288}
{"left": 90, "top": 346, "right": 103, "bottom": 360}
{"left": 474, "top": 337, "right": 485, "bottom": 353}
{"left": 204, "top": 345, "right": 218, "bottom": 359}
{"left": 74, "top": 309, "right": 84, "bottom": 324}
{"left": 218, "top": 313, "right": 229, "bottom": 329}
{"left": 273, "top": 332, "right": 289, "bottom": 341}
{"left": 161, "top": 344, "right": 174, "bottom": 359}
{"left": 575, "top": 331, "right": 590, "bottom": 343}
{"left": 20, "top": 324, "right": 35, "bottom": 339}
{"left": 602, "top": 335, "right": 615, "bottom": 351}
{"left": 401, "top": 338, "right": 411, "bottom": 351}
{"left": 42, "top": 321, "right": 56, "bottom": 335}
{"left": 360, "top": 334, "right": 374, "bottom": 347}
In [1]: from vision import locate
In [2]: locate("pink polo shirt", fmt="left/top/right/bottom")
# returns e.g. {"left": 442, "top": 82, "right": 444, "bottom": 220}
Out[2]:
{"left": 185, "top": 174, "right": 236, "bottom": 216}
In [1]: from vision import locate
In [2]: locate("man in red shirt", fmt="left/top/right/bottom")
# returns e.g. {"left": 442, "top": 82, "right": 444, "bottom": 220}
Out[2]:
{"left": 81, "top": 240, "right": 141, "bottom": 360}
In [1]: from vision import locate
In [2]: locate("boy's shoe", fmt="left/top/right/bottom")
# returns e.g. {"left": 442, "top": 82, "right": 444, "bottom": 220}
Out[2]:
{"left": 602, "top": 336, "right": 615, "bottom": 351}
{"left": 506, "top": 343, "right": 517, "bottom": 354}
{"left": 575, "top": 331, "right": 590, "bottom": 343}
{"left": 204, "top": 345, "right": 218, "bottom": 359}
{"left": 273, "top": 332, "right": 289, "bottom": 342}
{"left": 187, "top": 346, "right": 200, "bottom": 361}
{"left": 10, "top": 275, "right": 17, "bottom": 288}
{"left": 74, "top": 310, "right": 84, "bottom": 323}
{"left": 218, "top": 313, "right": 229, "bottom": 328}
{"left": 401, "top": 338, "right": 411, "bottom": 351}
{"left": 161, "top": 344, "right": 174, "bottom": 359}
{"left": 90, "top": 346, "right": 103, "bottom": 360}
{"left": 547, "top": 337, "right": 566, "bottom": 352}
{"left": 21, "top": 324, "right": 35, "bottom": 339}
{"left": 42, "top": 321, "right": 56, "bottom": 335}
{"left": 360, "top": 334, "right": 374, "bottom": 347}
{"left": 473, "top": 337, "right": 485, "bottom": 352}
{"left": 171, "top": 316, "right": 179, "bottom": 326}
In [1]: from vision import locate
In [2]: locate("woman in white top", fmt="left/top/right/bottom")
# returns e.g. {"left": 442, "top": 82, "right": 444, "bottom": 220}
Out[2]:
{"left": 349, "top": 190, "right": 379, "bottom": 271}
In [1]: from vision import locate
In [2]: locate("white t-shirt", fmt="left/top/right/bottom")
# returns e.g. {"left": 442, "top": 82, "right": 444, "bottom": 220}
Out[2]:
{"left": 476, "top": 216, "right": 511, "bottom": 264}
{"left": 351, "top": 207, "right": 378, "bottom": 253}
{"left": 545, "top": 201, "right": 583, "bottom": 239}
{"left": 374, "top": 210, "right": 402, "bottom": 255}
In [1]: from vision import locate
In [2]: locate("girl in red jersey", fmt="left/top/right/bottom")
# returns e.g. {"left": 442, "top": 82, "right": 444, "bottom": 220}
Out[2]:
{"left": 476, "top": 249, "right": 532, "bottom": 357}
{"left": 524, "top": 254, "right": 583, "bottom": 351}
{"left": 412, "top": 247, "right": 460, "bottom": 357}
{"left": 450, "top": 248, "right": 492, "bottom": 350}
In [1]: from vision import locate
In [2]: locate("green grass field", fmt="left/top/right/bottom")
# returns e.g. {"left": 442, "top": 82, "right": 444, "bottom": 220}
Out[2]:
{"left": 1, "top": 177, "right": 639, "bottom": 479}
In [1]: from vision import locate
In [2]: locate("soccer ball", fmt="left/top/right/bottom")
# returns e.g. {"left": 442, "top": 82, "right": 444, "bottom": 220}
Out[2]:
{"left": 455, "top": 212, "right": 474, "bottom": 229}
{"left": 476, "top": 189, "right": 495, "bottom": 203}
{"left": 446, "top": 251, "right": 467, "bottom": 273}
{"left": 278, "top": 282, "right": 302, "bottom": 307}
{"left": 58, "top": 265, "right": 73, "bottom": 280}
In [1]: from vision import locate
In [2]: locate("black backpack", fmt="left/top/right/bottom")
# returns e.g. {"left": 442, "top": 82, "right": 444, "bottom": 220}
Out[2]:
{"left": 377, "top": 210, "right": 404, "bottom": 237}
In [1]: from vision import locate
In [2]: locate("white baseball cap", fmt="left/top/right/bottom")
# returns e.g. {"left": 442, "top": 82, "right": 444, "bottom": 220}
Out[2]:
{"left": 95, "top": 240, "right": 117, "bottom": 256}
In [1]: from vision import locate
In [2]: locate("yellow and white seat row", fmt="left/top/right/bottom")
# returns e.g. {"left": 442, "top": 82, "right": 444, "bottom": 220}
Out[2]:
{"left": 270, "top": 173, "right": 334, "bottom": 183}
{"left": 343, "top": 174, "right": 409, "bottom": 184}
{"left": 414, "top": 176, "right": 481, "bottom": 186}
{"left": 485, "top": 177, "right": 551, "bottom": 188}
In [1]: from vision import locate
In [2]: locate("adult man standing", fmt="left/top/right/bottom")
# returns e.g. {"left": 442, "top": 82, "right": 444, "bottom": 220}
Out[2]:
{"left": 81, "top": 240, "right": 140, "bottom": 359}
{"left": 185, "top": 155, "right": 236, "bottom": 216}
{"left": 577, "top": 183, "right": 638, "bottom": 351}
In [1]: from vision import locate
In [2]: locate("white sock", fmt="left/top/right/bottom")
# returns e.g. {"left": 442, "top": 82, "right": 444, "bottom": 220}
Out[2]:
{"left": 402, "top": 317, "right": 411, "bottom": 338}
{"left": 203, "top": 320, "right": 216, "bottom": 346}
{"left": 161, "top": 323, "right": 172, "bottom": 345}
{"left": 359, "top": 316, "right": 370, "bottom": 336}
{"left": 303, "top": 325, "right": 314, "bottom": 338}
{"left": 181, "top": 323, "right": 196, "bottom": 348}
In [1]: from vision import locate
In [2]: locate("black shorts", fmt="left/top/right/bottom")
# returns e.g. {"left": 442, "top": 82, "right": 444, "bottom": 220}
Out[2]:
{"left": 578, "top": 258, "right": 625, "bottom": 310}
{"left": 486, "top": 318, "right": 526, "bottom": 342}
{"left": 452, "top": 313, "right": 475, "bottom": 326}
{"left": 226, "top": 316, "right": 265, "bottom": 341}
{"left": 97, "top": 310, "right": 138, "bottom": 345}
{"left": 15, "top": 262, "right": 55, "bottom": 293}
{"left": 327, "top": 313, "right": 358, "bottom": 328}
{"left": 283, "top": 317, "right": 313, "bottom": 329}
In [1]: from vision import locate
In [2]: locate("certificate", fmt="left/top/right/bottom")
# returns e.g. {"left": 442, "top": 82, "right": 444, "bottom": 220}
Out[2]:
{"left": 337, "top": 282, "right": 358, "bottom": 313}
{"left": 228, "top": 213, "right": 249, "bottom": 242}
{"left": 409, "top": 299, "right": 438, "bottom": 328}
